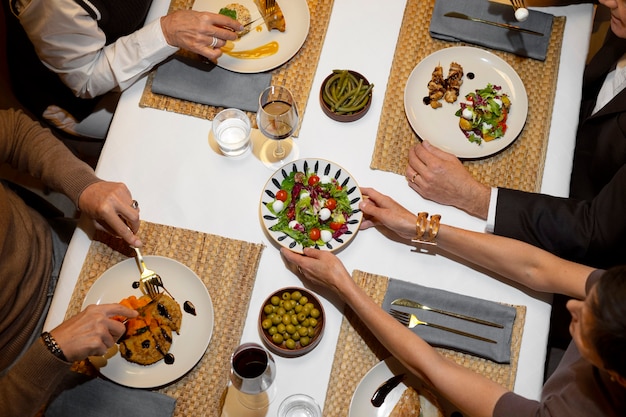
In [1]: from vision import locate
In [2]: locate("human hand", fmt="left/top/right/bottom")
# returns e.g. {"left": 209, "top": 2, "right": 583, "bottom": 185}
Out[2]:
{"left": 78, "top": 181, "right": 142, "bottom": 247}
{"left": 280, "top": 247, "right": 352, "bottom": 294}
{"left": 406, "top": 141, "right": 490, "bottom": 219}
{"left": 160, "top": 10, "right": 242, "bottom": 61}
{"left": 359, "top": 187, "right": 416, "bottom": 240}
{"left": 50, "top": 304, "right": 138, "bottom": 362}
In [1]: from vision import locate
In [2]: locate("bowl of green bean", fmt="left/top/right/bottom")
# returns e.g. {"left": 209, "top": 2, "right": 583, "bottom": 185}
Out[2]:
{"left": 319, "top": 69, "right": 373, "bottom": 122}
{"left": 258, "top": 287, "right": 325, "bottom": 357}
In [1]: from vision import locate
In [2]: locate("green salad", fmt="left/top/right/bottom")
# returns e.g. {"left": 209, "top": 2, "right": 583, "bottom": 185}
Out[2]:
{"left": 455, "top": 84, "right": 511, "bottom": 145}
{"left": 266, "top": 170, "right": 355, "bottom": 248}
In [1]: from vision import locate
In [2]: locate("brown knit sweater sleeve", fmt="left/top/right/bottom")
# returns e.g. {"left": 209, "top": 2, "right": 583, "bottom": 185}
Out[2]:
{"left": 0, "top": 108, "right": 101, "bottom": 205}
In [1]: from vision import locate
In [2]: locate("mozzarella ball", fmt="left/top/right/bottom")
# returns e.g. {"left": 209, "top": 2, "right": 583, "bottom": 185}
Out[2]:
{"left": 321, "top": 230, "right": 333, "bottom": 242}
{"left": 319, "top": 208, "right": 331, "bottom": 221}
{"left": 515, "top": 8, "right": 529, "bottom": 22}
{"left": 272, "top": 200, "right": 284, "bottom": 212}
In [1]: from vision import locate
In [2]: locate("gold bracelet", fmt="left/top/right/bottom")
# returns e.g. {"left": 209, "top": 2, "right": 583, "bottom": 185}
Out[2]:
{"left": 412, "top": 213, "right": 441, "bottom": 245}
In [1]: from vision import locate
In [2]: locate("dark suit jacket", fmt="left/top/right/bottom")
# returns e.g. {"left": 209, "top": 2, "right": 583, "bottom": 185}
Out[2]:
{"left": 494, "top": 32, "right": 626, "bottom": 269}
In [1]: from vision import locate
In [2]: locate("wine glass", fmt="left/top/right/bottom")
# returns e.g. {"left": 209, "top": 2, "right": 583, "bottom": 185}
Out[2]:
{"left": 229, "top": 342, "right": 277, "bottom": 410}
{"left": 257, "top": 85, "right": 299, "bottom": 169}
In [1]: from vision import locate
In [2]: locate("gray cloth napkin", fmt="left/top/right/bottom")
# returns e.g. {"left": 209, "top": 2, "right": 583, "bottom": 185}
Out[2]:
{"left": 151, "top": 55, "right": 272, "bottom": 112}
{"left": 382, "top": 278, "right": 517, "bottom": 363}
{"left": 429, "top": 0, "right": 554, "bottom": 61}
{"left": 45, "top": 377, "right": 176, "bottom": 417}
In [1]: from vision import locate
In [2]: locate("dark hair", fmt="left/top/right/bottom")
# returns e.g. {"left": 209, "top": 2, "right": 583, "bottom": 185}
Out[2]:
{"left": 588, "top": 266, "right": 626, "bottom": 377}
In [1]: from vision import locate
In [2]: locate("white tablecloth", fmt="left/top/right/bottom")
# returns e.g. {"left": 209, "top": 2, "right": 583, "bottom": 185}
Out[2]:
{"left": 45, "top": 0, "right": 594, "bottom": 411}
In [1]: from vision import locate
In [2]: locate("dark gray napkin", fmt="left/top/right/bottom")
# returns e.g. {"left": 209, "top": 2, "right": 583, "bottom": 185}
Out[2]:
{"left": 429, "top": 0, "right": 554, "bottom": 61}
{"left": 382, "top": 278, "right": 517, "bottom": 363}
{"left": 45, "top": 377, "right": 176, "bottom": 417}
{"left": 151, "top": 55, "right": 272, "bottom": 112}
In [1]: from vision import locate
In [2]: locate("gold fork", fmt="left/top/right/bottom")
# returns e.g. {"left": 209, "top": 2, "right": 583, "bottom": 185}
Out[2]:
{"left": 266, "top": 0, "right": 276, "bottom": 17}
{"left": 132, "top": 247, "right": 162, "bottom": 299}
{"left": 389, "top": 309, "right": 497, "bottom": 344}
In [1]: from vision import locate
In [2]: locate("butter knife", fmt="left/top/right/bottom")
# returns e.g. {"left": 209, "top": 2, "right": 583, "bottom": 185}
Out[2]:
{"left": 391, "top": 298, "right": 504, "bottom": 328}
{"left": 444, "top": 11, "right": 543, "bottom": 37}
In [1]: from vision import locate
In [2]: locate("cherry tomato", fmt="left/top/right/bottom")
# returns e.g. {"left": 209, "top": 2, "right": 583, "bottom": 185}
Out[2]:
{"left": 325, "top": 198, "right": 337, "bottom": 210}
{"left": 287, "top": 208, "right": 295, "bottom": 220}
{"left": 276, "top": 190, "right": 288, "bottom": 202}
{"left": 308, "top": 175, "right": 320, "bottom": 186}
{"left": 308, "top": 228, "right": 321, "bottom": 241}
{"left": 329, "top": 222, "right": 342, "bottom": 231}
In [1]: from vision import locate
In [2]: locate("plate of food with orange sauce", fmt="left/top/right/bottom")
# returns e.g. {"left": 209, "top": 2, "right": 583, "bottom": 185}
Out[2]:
{"left": 193, "top": 0, "right": 310, "bottom": 73}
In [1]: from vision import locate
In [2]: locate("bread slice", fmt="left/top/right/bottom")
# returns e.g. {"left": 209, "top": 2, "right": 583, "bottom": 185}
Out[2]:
{"left": 254, "top": 0, "right": 286, "bottom": 32}
{"left": 389, "top": 387, "right": 421, "bottom": 417}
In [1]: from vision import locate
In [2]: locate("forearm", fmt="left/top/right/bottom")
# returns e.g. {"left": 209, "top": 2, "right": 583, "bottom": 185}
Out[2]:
{"left": 19, "top": 0, "right": 176, "bottom": 97}
{"left": 436, "top": 224, "right": 590, "bottom": 298}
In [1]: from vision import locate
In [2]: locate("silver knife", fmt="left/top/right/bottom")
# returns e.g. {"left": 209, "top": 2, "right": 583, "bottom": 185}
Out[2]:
{"left": 391, "top": 298, "right": 504, "bottom": 328}
{"left": 444, "top": 11, "right": 544, "bottom": 37}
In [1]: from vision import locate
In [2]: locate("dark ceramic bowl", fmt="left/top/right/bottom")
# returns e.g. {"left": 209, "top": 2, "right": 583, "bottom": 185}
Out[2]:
{"left": 258, "top": 287, "right": 325, "bottom": 357}
{"left": 319, "top": 70, "right": 372, "bottom": 122}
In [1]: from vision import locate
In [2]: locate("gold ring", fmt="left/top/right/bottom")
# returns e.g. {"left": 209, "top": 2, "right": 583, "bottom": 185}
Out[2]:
{"left": 411, "top": 173, "right": 417, "bottom": 184}
{"left": 131, "top": 200, "right": 139, "bottom": 209}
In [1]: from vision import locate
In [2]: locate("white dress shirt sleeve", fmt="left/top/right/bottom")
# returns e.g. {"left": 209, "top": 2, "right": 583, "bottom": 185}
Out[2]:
{"left": 16, "top": 0, "right": 178, "bottom": 98}
{"left": 485, "top": 187, "right": 498, "bottom": 233}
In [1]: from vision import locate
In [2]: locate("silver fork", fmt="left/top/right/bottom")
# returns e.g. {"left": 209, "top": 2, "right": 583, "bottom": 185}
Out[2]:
{"left": 389, "top": 309, "right": 497, "bottom": 344}
{"left": 132, "top": 247, "right": 162, "bottom": 299}
{"left": 510, "top": 0, "right": 526, "bottom": 10}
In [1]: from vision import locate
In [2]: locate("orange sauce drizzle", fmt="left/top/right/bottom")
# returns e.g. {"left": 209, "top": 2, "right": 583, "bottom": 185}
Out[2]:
{"left": 223, "top": 41, "right": 279, "bottom": 59}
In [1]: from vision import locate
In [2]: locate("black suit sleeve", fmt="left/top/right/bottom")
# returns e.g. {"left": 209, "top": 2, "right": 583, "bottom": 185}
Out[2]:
{"left": 493, "top": 165, "right": 626, "bottom": 268}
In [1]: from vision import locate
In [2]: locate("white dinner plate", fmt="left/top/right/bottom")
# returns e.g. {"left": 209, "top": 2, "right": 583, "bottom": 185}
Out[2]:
{"left": 350, "top": 357, "right": 449, "bottom": 417}
{"left": 259, "top": 158, "right": 363, "bottom": 254}
{"left": 404, "top": 46, "right": 528, "bottom": 159}
{"left": 82, "top": 256, "right": 214, "bottom": 388}
{"left": 193, "top": 0, "right": 310, "bottom": 73}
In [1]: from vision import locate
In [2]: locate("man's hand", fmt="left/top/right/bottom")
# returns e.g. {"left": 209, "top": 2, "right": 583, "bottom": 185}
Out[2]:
{"left": 78, "top": 181, "right": 142, "bottom": 247}
{"left": 161, "top": 10, "right": 242, "bottom": 62}
{"left": 50, "top": 304, "right": 138, "bottom": 362}
{"left": 406, "top": 141, "right": 490, "bottom": 219}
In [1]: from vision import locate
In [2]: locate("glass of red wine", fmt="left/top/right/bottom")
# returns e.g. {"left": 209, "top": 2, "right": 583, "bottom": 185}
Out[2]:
{"left": 257, "top": 85, "right": 299, "bottom": 169}
{"left": 229, "top": 342, "right": 277, "bottom": 409}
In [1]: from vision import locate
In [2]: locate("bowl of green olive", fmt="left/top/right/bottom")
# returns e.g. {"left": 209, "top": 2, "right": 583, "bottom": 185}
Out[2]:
{"left": 258, "top": 287, "right": 325, "bottom": 357}
{"left": 320, "top": 69, "right": 373, "bottom": 122}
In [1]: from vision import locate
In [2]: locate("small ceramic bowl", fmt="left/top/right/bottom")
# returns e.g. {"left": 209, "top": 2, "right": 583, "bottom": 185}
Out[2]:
{"left": 258, "top": 287, "right": 325, "bottom": 357}
{"left": 319, "top": 70, "right": 372, "bottom": 122}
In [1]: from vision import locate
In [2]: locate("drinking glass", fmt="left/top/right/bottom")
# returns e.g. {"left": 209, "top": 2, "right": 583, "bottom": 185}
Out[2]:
{"left": 257, "top": 85, "right": 299, "bottom": 169}
{"left": 229, "top": 342, "right": 277, "bottom": 409}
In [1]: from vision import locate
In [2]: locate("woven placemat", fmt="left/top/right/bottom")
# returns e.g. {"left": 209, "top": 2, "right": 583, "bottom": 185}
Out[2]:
{"left": 371, "top": 0, "right": 565, "bottom": 193}
{"left": 64, "top": 221, "right": 265, "bottom": 417}
{"left": 138, "top": 0, "right": 333, "bottom": 135}
{"left": 322, "top": 270, "right": 526, "bottom": 417}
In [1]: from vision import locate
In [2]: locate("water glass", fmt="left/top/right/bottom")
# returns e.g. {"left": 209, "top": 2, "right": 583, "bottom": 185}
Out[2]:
{"left": 229, "top": 342, "right": 276, "bottom": 409}
{"left": 212, "top": 108, "right": 252, "bottom": 157}
{"left": 277, "top": 394, "right": 322, "bottom": 417}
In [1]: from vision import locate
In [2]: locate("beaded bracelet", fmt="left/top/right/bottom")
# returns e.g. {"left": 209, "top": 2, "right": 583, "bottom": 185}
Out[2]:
{"left": 41, "top": 331, "right": 68, "bottom": 361}
{"left": 412, "top": 212, "right": 441, "bottom": 245}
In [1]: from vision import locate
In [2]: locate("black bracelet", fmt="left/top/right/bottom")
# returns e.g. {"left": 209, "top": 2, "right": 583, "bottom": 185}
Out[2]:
{"left": 41, "top": 331, "right": 68, "bottom": 361}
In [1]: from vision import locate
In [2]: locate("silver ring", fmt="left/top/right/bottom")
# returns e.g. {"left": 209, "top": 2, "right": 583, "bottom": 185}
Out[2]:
{"left": 297, "top": 266, "right": 303, "bottom": 274}
{"left": 131, "top": 200, "right": 139, "bottom": 209}
{"left": 209, "top": 36, "right": 218, "bottom": 48}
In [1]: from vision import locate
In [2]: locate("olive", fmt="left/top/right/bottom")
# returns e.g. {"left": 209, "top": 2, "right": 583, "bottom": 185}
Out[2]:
{"left": 297, "top": 312, "right": 307, "bottom": 323}
{"left": 291, "top": 314, "right": 299, "bottom": 326}
{"left": 291, "top": 290, "right": 302, "bottom": 301}
{"left": 310, "top": 308, "right": 321, "bottom": 319}
{"left": 270, "top": 295, "right": 280, "bottom": 306}
{"left": 285, "top": 324, "right": 296, "bottom": 335}
{"left": 299, "top": 296, "right": 309, "bottom": 305}
{"left": 285, "top": 339, "right": 296, "bottom": 350}
{"left": 268, "top": 326, "right": 278, "bottom": 336}
{"left": 282, "top": 292, "right": 291, "bottom": 300}
{"left": 261, "top": 318, "right": 272, "bottom": 329}
{"left": 276, "top": 323, "right": 286, "bottom": 334}
{"left": 272, "top": 333, "right": 284, "bottom": 344}
{"left": 271, "top": 314, "right": 282, "bottom": 325}
{"left": 282, "top": 314, "right": 291, "bottom": 325}
{"left": 264, "top": 304, "right": 274, "bottom": 315}
{"left": 300, "top": 336, "right": 310, "bottom": 346}
{"left": 298, "top": 326, "right": 309, "bottom": 337}
{"left": 309, "top": 318, "right": 318, "bottom": 328}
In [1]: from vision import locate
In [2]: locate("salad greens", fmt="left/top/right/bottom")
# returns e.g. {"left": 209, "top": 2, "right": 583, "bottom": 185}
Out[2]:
{"left": 266, "top": 170, "right": 355, "bottom": 248}
{"left": 218, "top": 7, "right": 237, "bottom": 19}
{"left": 455, "top": 84, "right": 511, "bottom": 145}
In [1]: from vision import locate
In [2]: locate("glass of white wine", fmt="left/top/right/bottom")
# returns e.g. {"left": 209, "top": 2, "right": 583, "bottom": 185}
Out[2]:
{"left": 257, "top": 85, "right": 299, "bottom": 169}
